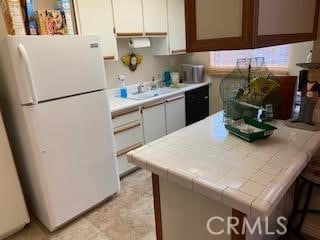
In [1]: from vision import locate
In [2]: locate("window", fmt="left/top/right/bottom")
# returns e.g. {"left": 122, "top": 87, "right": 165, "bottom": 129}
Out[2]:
{"left": 209, "top": 45, "right": 290, "bottom": 75}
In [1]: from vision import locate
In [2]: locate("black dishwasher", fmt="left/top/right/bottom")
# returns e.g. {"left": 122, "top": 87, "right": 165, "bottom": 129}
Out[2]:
{"left": 185, "top": 85, "right": 209, "bottom": 126}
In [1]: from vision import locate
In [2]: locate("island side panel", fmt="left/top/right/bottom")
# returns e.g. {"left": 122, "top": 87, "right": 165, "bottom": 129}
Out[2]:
{"left": 232, "top": 209, "right": 246, "bottom": 240}
{"left": 152, "top": 174, "right": 163, "bottom": 240}
{"left": 152, "top": 174, "right": 246, "bottom": 240}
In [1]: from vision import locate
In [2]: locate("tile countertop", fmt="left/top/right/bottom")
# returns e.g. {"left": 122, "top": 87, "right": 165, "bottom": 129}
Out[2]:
{"left": 107, "top": 80, "right": 212, "bottom": 113}
{"left": 127, "top": 112, "right": 320, "bottom": 218}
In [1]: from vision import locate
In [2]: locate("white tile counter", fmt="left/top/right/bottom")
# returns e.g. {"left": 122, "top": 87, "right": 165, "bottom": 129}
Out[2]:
{"left": 127, "top": 112, "right": 320, "bottom": 218}
{"left": 107, "top": 81, "right": 211, "bottom": 113}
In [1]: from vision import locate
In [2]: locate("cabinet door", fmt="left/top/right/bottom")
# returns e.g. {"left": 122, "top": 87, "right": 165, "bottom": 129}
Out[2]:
{"left": 112, "top": 0, "right": 144, "bottom": 37}
{"left": 142, "top": 0, "right": 168, "bottom": 36}
{"left": 185, "top": 86, "right": 209, "bottom": 126}
{"left": 256, "top": 0, "right": 319, "bottom": 47}
{"left": 74, "top": 0, "right": 118, "bottom": 60}
{"left": 185, "top": 0, "right": 319, "bottom": 51}
{"left": 117, "top": 154, "right": 137, "bottom": 177}
{"left": 185, "top": 0, "right": 254, "bottom": 52}
{"left": 168, "top": 0, "right": 186, "bottom": 54}
{"left": 165, "top": 95, "right": 186, "bottom": 134}
{"left": 142, "top": 101, "right": 167, "bottom": 144}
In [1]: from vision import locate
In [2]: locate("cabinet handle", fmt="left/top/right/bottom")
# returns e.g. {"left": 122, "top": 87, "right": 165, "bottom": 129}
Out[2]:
{"left": 166, "top": 94, "right": 185, "bottom": 102}
{"left": 204, "top": 96, "right": 209, "bottom": 99}
{"left": 112, "top": 107, "right": 140, "bottom": 119}
{"left": 171, "top": 49, "right": 186, "bottom": 54}
{"left": 113, "top": 121, "right": 141, "bottom": 134}
{"left": 117, "top": 142, "right": 144, "bottom": 157}
{"left": 104, "top": 56, "right": 115, "bottom": 60}
{"left": 143, "top": 99, "right": 165, "bottom": 109}
{"left": 117, "top": 32, "right": 144, "bottom": 37}
{"left": 146, "top": 32, "right": 167, "bottom": 36}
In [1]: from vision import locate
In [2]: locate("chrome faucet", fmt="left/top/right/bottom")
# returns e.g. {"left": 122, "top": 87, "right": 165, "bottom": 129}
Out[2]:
{"left": 137, "top": 82, "right": 144, "bottom": 93}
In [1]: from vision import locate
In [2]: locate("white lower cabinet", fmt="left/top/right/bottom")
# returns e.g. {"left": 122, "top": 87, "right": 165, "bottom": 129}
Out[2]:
{"left": 117, "top": 154, "right": 136, "bottom": 177}
{"left": 142, "top": 100, "right": 167, "bottom": 144}
{"left": 111, "top": 94, "right": 188, "bottom": 176}
{"left": 165, "top": 94, "right": 186, "bottom": 134}
{"left": 112, "top": 108, "right": 143, "bottom": 176}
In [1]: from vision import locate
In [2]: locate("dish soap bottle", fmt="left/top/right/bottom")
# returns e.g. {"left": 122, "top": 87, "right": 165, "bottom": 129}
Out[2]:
{"left": 306, "top": 50, "right": 313, "bottom": 63}
{"left": 118, "top": 75, "right": 128, "bottom": 98}
{"left": 151, "top": 76, "right": 157, "bottom": 90}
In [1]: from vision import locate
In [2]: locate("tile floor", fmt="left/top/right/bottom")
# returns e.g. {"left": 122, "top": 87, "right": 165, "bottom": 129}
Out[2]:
{"left": 5, "top": 169, "right": 317, "bottom": 240}
{"left": 6, "top": 170, "right": 156, "bottom": 240}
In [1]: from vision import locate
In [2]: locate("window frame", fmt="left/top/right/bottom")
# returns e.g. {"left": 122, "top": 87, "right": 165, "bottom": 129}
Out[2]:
{"left": 208, "top": 47, "right": 290, "bottom": 76}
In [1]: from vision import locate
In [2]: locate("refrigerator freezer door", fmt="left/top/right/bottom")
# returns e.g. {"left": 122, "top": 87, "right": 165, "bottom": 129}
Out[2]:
{"left": 23, "top": 90, "right": 120, "bottom": 230}
{"left": 7, "top": 35, "right": 107, "bottom": 105}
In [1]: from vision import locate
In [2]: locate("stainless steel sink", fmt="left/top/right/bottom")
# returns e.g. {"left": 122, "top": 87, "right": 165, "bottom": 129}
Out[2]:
{"left": 127, "top": 88, "right": 178, "bottom": 100}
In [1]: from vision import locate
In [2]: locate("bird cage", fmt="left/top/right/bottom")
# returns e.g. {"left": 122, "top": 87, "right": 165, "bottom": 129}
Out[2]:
{"left": 220, "top": 57, "right": 281, "bottom": 121}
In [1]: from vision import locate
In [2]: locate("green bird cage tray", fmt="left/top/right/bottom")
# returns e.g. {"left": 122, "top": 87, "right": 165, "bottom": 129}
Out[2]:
{"left": 225, "top": 117, "right": 277, "bottom": 142}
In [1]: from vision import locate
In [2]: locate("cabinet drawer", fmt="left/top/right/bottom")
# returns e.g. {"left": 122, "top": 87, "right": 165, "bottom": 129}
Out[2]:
{"left": 112, "top": 107, "right": 141, "bottom": 129}
{"left": 114, "top": 122, "right": 143, "bottom": 152}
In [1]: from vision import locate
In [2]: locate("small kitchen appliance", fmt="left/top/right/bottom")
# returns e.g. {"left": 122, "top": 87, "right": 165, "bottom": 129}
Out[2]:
{"left": 181, "top": 64, "right": 205, "bottom": 84}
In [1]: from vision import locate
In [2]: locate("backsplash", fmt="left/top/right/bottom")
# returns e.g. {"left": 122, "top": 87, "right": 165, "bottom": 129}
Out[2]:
{"left": 104, "top": 39, "right": 186, "bottom": 88}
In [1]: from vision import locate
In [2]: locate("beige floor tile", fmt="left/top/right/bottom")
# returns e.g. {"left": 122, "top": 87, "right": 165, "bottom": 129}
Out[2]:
{"left": 47, "top": 218, "right": 99, "bottom": 240}
{"left": 7, "top": 170, "right": 156, "bottom": 240}
{"left": 102, "top": 214, "right": 154, "bottom": 240}
{"left": 88, "top": 232, "right": 109, "bottom": 240}
{"left": 141, "top": 232, "right": 156, "bottom": 240}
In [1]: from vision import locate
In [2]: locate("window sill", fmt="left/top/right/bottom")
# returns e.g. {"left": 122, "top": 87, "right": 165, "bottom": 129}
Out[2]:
{"left": 206, "top": 66, "right": 289, "bottom": 77}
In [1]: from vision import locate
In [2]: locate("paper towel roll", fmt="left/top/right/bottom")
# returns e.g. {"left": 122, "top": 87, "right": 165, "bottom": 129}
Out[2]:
{"left": 129, "top": 38, "right": 151, "bottom": 48}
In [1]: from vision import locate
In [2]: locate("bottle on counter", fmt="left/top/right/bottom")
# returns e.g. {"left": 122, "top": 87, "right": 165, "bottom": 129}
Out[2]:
{"left": 117, "top": 75, "right": 127, "bottom": 98}
{"left": 306, "top": 50, "right": 313, "bottom": 63}
{"left": 265, "top": 104, "right": 273, "bottom": 121}
{"left": 151, "top": 76, "right": 157, "bottom": 90}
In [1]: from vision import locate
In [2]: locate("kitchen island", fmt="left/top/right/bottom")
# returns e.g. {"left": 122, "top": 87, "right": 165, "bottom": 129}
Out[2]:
{"left": 127, "top": 112, "right": 320, "bottom": 240}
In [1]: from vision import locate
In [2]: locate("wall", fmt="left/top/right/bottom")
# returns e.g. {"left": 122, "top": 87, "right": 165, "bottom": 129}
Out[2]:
{"left": 0, "top": 11, "right": 5, "bottom": 37}
{"left": 288, "top": 41, "right": 313, "bottom": 76}
{"left": 313, "top": 40, "right": 320, "bottom": 62}
{"left": 104, "top": 39, "right": 186, "bottom": 88}
{"left": 183, "top": 52, "right": 221, "bottom": 114}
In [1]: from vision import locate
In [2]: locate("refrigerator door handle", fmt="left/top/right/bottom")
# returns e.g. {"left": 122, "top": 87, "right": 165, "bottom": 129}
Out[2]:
{"left": 17, "top": 44, "right": 38, "bottom": 105}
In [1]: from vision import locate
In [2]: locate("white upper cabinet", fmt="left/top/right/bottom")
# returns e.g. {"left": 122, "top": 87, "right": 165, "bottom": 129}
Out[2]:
{"left": 142, "top": 0, "right": 168, "bottom": 36}
{"left": 152, "top": 0, "right": 186, "bottom": 55}
{"left": 112, "top": 0, "right": 144, "bottom": 37}
{"left": 167, "top": 0, "right": 186, "bottom": 54}
{"left": 74, "top": 0, "right": 118, "bottom": 60}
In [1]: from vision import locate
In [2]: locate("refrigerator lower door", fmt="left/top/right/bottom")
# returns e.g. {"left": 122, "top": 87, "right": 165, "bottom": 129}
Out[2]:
{"left": 23, "top": 90, "right": 120, "bottom": 230}
{"left": 7, "top": 35, "right": 107, "bottom": 105}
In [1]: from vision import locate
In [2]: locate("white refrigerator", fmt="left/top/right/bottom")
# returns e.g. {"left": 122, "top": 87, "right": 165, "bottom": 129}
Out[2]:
{"left": 0, "top": 35, "right": 120, "bottom": 231}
